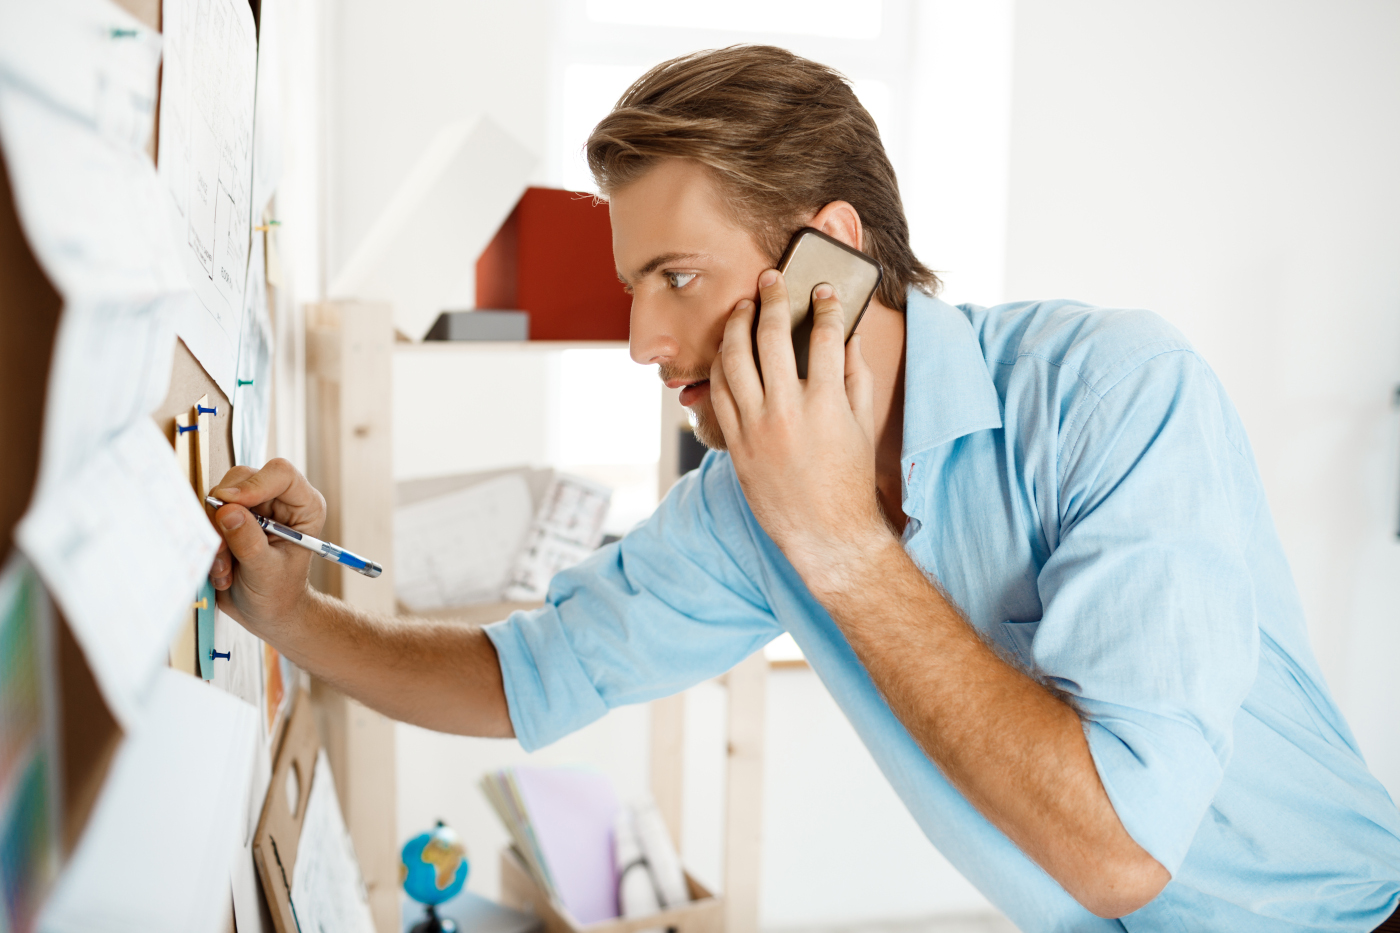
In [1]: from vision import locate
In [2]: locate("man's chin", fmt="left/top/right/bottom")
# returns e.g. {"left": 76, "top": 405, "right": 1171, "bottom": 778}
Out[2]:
{"left": 689, "top": 399, "right": 728, "bottom": 451}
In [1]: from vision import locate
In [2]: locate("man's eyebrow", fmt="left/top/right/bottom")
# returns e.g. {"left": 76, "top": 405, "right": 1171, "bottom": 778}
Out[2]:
{"left": 617, "top": 252, "right": 705, "bottom": 284}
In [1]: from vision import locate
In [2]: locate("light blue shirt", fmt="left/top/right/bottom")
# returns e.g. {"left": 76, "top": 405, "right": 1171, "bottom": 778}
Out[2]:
{"left": 486, "top": 290, "right": 1400, "bottom": 931}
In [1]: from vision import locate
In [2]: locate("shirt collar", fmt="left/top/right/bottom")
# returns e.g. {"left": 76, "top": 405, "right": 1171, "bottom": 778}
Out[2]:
{"left": 901, "top": 288, "right": 1003, "bottom": 463}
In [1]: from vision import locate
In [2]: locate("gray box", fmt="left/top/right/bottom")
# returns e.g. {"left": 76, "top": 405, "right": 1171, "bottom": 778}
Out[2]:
{"left": 424, "top": 309, "right": 529, "bottom": 341}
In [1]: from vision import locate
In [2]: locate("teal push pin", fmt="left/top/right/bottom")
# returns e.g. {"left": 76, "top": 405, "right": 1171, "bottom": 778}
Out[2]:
{"left": 237, "top": 378, "right": 254, "bottom": 388}
{"left": 110, "top": 27, "right": 138, "bottom": 38}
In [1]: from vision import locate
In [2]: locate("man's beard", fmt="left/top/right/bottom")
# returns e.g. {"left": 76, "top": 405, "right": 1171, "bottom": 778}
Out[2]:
{"left": 688, "top": 398, "right": 727, "bottom": 451}
{"left": 661, "top": 363, "right": 727, "bottom": 451}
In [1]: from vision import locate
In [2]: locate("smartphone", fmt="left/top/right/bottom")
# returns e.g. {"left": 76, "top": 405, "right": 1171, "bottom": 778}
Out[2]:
{"left": 755, "top": 227, "right": 883, "bottom": 379}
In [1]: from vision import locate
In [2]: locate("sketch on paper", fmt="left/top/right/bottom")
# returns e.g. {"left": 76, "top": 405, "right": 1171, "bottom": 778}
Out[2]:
{"left": 157, "top": 0, "right": 258, "bottom": 396}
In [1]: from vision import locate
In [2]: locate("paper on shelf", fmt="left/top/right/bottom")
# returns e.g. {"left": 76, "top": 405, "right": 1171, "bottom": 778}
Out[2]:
{"left": 38, "top": 669, "right": 258, "bottom": 933}
{"left": 157, "top": 0, "right": 258, "bottom": 397}
{"left": 613, "top": 809, "right": 662, "bottom": 925}
{"left": 289, "top": 751, "right": 377, "bottom": 933}
{"left": 394, "top": 473, "right": 535, "bottom": 611}
{"left": 512, "top": 766, "right": 620, "bottom": 924}
{"left": 633, "top": 796, "right": 688, "bottom": 908}
{"left": 17, "top": 420, "right": 220, "bottom": 728}
{"left": 504, "top": 474, "right": 611, "bottom": 601}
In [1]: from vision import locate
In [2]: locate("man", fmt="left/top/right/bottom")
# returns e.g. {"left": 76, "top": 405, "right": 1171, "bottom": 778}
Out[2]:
{"left": 208, "top": 46, "right": 1400, "bottom": 930}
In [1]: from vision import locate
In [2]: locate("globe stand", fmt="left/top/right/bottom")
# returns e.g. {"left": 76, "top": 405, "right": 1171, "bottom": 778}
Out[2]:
{"left": 408, "top": 904, "right": 457, "bottom": 933}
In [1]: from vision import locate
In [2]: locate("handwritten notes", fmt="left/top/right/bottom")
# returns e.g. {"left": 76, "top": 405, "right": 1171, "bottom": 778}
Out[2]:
{"left": 157, "top": 0, "right": 258, "bottom": 397}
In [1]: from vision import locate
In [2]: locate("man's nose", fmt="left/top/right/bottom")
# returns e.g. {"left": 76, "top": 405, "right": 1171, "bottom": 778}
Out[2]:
{"left": 629, "top": 294, "right": 679, "bottom": 365}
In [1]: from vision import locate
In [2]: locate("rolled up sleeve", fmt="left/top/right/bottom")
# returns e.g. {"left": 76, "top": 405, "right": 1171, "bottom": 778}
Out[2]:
{"left": 486, "top": 455, "right": 782, "bottom": 751}
{"left": 1031, "top": 348, "right": 1263, "bottom": 874}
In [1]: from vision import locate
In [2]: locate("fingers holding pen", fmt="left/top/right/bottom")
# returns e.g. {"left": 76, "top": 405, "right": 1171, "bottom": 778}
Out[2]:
{"left": 211, "top": 457, "right": 326, "bottom": 534}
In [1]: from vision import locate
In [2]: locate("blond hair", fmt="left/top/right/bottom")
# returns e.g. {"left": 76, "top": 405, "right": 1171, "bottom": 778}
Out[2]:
{"left": 586, "top": 45, "right": 939, "bottom": 310}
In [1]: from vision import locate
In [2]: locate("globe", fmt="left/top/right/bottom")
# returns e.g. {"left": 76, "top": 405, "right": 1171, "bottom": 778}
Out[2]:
{"left": 401, "top": 820, "right": 469, "bottom": 910}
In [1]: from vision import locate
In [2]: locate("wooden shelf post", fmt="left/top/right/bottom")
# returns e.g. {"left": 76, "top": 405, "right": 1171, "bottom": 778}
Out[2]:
{"left": 305, "top": 300, "right": 398, "bottom": 932}
{"left": 651, "top": 383, "right": 769, "bottom": 933}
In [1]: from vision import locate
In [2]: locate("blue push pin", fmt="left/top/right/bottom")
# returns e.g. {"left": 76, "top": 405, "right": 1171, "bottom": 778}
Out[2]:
{"left": 210, "top": 648, "right": 231, "bottom": 662}
{"left": 197, "top": 404, "right": 218, "bottom": 416}
{"left": 177, "top": 423, "right": 198, "bottom": 435}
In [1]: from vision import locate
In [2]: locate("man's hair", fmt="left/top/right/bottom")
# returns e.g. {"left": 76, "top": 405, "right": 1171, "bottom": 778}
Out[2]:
{"left": 586, "top": 45, "right": 939, "bottom": 310}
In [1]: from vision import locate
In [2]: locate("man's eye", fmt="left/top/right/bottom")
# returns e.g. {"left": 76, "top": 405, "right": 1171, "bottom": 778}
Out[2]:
{"left": 664, "top": 272, "right": 697, "bottom": 289}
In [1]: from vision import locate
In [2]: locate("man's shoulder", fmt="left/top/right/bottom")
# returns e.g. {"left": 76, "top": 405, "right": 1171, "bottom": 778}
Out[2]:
{"left": 963, "top": 298, "right": 1198, "bottom": 398}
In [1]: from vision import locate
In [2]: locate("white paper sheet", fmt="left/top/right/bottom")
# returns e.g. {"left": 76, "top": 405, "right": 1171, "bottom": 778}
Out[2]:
{"left": 504, "top": 474, "right": 611, "bottom": 601}
{"left": 250, "top": 0, "right": 282, "bottom": 221}
{"left": 18, "top": 420, "right": 221, "bottom": 728}
{"left": 393, "top": 473, "right": 535, "bottom": 610}
{"left": 0, "top": 0, "right": 162, "bottom": 158}
{"left": 233, "top": 230, "right": 273, "bottom": 467}
{"left": 290, "top": 751, "right": 377, "bottom": 933}
{"left": 230, "top": 842, "right": 270, "bottom": 933}
{"left": 157, "top": 0, "right": 258, "bottom": 396}
{"left": 38, "top": 670, "right": 258, "bottom": 933}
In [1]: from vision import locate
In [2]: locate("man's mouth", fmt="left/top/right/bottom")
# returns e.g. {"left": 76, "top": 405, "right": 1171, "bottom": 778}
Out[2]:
{"left": 678, "top": 379, "right": 710, "bottom": 407}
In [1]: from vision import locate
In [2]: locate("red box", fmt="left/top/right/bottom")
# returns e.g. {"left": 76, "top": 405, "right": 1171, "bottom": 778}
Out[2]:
{"left": 476, "top": 187, "right": 632, "bottom": 341}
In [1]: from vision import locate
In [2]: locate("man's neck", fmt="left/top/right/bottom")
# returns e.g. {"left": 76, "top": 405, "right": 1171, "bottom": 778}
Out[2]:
{"left": 855, "top": 298, "right": 908, "bottom": 526}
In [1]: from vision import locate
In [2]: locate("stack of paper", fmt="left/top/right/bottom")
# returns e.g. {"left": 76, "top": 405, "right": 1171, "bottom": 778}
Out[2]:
{"left": 480, "top": 767, "right": 620, "bottom": 924}
{"left": 393, "top": 469, "right": 612, "bottom": 611}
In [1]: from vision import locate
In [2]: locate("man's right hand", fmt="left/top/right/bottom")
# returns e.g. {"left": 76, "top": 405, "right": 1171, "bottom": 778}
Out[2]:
{"left": 207, "top": 458, "right": 327, "bottom": 644}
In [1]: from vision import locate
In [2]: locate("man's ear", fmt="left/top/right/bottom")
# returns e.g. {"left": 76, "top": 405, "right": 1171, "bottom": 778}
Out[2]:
{"left": 807, "top": 201, "right": 864, "bottom": 252}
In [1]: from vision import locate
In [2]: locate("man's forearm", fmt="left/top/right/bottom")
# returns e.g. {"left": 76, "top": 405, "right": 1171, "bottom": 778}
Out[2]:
{"left": 811, "top": 538, "right": 1168, "bottom": 918}
{"left": 274, "top": 588, "right": 514, "bottom": 738}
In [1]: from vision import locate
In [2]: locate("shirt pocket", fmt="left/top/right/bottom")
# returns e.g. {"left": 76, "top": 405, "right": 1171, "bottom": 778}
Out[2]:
{"left": 998, "top": 618, "right": 1042, "bottom": 671}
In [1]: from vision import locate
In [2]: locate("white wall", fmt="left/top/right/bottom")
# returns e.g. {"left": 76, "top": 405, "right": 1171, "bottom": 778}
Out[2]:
{"left": 1002, "top": 0, "right": 1400, "bottom": 792}
{"left": 328, "top": 0, "right": 552, "bottom": 288}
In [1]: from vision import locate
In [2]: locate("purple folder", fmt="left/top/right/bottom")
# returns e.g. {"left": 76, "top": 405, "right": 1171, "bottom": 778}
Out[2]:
{"left": 512, "top": 766, "right": 620, "bottom": 923}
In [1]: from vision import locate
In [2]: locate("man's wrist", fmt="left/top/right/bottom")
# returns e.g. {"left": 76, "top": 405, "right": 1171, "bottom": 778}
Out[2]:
{"left": 798, "top": 525, "right": 906, "bottom": 603}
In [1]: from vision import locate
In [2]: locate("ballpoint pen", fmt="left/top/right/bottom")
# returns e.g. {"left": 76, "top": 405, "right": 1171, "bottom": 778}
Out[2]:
{"left": 205, "top": 496, "right": 383, "bottom": 578}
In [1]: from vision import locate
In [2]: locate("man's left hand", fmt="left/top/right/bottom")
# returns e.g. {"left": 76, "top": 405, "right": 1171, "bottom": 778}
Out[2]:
{"left": 709, "top": 268, "right": 894, "bottom": 594}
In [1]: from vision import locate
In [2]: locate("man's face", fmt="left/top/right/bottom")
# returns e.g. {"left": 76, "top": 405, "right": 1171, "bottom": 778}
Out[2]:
{"left": 610, "top": 159, "right": 774, "bottom": 450}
